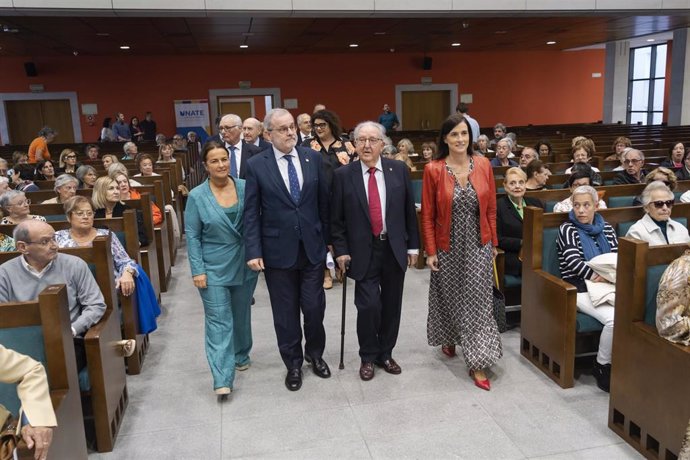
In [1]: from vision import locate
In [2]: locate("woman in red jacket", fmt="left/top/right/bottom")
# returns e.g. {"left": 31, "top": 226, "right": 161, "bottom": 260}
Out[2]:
{"left": 421, "top": 114, "right": 503, "bottom": 391}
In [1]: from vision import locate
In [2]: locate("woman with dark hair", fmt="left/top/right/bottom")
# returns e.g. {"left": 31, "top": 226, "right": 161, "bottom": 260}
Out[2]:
{"left": 421, "top": 142, "right": 436, "bottom": 162}
{"left": 185, "top": 141, "right": 258, "bottom": 400}
{"left": 100, "top": 117, "right": 115, "bottom": 142}
{"left": 525, "top": 159, "right": 550, "bottom": 191}
{"left": 421, "top": 114, "right": 502, "bottom": 391}
{"left": 535, "top": 139, "right": 553, "bottom": 159}
{"left": 661, "top": 142, "right": 686, "bottom": 170}
{"left": 133, "top": 154, "right": 160, "bottom": 178}
{"left": 34, "top": 159, "right": 56, "bottom": 181}
{"left": 129, "top": 116, "right": 144, "bottom": 142}
{"left": 605, "top": 136, "right": 632, "bottom": 161}
{"left": 676, "top": 148, "right": 690, "bottom": 181}
{"left": 303, "top": 109, "right": 354, "bottom": 289}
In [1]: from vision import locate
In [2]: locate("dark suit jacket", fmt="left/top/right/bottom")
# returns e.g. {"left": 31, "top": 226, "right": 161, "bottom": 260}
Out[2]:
{"left": 238, "top": 141, "right": 261, "bottom": 179}
{"left": 496, "top": 195, "right": 544, "bottom": 276}
{"left": 244, "top": 146, "right": 329, "bottom": 269}
{"left": 205, "top": 134, "right": 222, "bottom": 145}
{"left": 331, "top": 157, "right": 420, "bottom": 281}
{"left": 256, "top": 138, "right": 272, "bottom": 151}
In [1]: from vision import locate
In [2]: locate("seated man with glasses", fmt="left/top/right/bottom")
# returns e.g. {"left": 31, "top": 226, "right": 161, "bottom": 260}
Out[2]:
{"left": 0, "top": 220, "right": 107, "bottom": 371}
{"left": 626, "top": 181, "right": 690, "bottom": 245}
{"left": 613, "top": 148, "right": 647, "bottom": 185}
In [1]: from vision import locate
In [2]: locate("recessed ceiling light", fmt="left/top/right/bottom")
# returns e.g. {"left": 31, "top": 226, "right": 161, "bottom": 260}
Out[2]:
{"left": 647, "top": 38, "right": 655, "bottom": 42}
{"left": 451, "top": 43, "right": 461, "bottom": 47}
{"left": 374, "top": 32, "right": 386, "bottom": 35}
{"left": 96, "top": 32, "right": 110, "bottom": 37}
{"left": 239, "top": 44, "right": 249, "bottom": 49}
{"left": 119, "top": 45, "right": 130, "bottom": 50}
{"left": 547, "top": 41, "right": 556, "bottom": 45}
{"left": 349, "top": 43, "right": 359, "bottom": 48}
{"left": 495, "top": 30, "right": 507, "bottom": 35}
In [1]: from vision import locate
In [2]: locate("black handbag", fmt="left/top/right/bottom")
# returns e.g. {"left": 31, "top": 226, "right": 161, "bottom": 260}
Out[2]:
{"left": 492, "top": 261, "right": 507, "bottom": 333}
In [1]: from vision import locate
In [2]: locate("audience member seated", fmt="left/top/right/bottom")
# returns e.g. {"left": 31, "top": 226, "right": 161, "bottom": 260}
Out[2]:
{"left": 33, "top": 160, "right": 56, "bottom": 182}
{"left": 626, "top": 181, "right": 690, "bottom": 245}
{"left": 0, "top": 230, "right": 14, "bottom": 251}
{"left": 55, "top": 196, "right": 138, "bottom": 297}
{"left": 613, "top": 148, "right": 646, "bottom": 185}
{"left": 0, "top": 191, "right": 46, "bottom": 225}
{"left": 420, "top": 142, "right": 436, "bottom": 162}
{"left": 133, "top": 154, "right": 159, "bottom": 178}
{"left": 155, "top": 133, "right": 166, "bottom": 147}
{"left": 382, "top": 145, "right": 397, "bottom": 159}
{"left": 490, "top": 138, "right": 518, "bottom": 167}
{"left": 75, "top": 165, "right": 98, "bottom": 190}
{"left": 524, "top": 159, "right": 550, "bottom": 191}
{"left": 8, "top": 151, "right": 29, "bottom": 179}
{"left": 101, "top": 154, "right": 119, "bottom": 170}
{"left": 110, "top": 169, "right": 162, "bottom": 226}
{"left": 42, "top": 174, "right": 79, "bottom": 204}
{"left": 92, "top": 177, "right": 149, "bottom": 246}
{"left": 676, "top": 148, "right": 690, "bottom": 181}
{"left": 505, "top": 132, "right": 522, "bottom": 155}
{"left": 85, "top": 144, "right": 100, "bottom": 161}
{"left": 156, "top": 140, "right": 187, "bottom": 183}
{"left": 489, "top": 122, "right": 506, "bottom": 149}
{"left": 0, "top": 344, "right": 57, "bottom": 460}
{"left": 605, "top": 136, "right": 632, "bottom": 161}
{"left": 0, "top": 177, "right": 10, "bottom": 196}
{"left": 476, "top": 134, "right": 492, "bottom": 156}
{"left": 553, "top": 166, "right": 607, "bottom": 213}
{"left": 535, "top": 139, "right": 553, "bottom": 159}
{"left": 107, "top": 163, "right": 141, "bottom": 187}
{"left": 122, "top": 142, "right": 138, "bottom": 161}
{"left": 519, "top": 147, "right": 538, "bottom": 168}
{"left": 656, "top": 252, "right": 690, "bottom": 345}
{"left": 564, "top": 138, "right": 602, "bottom": 185}
{"left": 0, "top": 220, "right": 107, "bottom": 371}
{"left": 497, "top": 167, "right": 544, "bottom": 276}
{"left": 632, "top": 166, "right": 677, "bottom": 206}
{"left": 556, "top": 185, "right": 618, "bottom": 392}
{"left": 172, "top": 134, "right": 187, "bottom": 152}
{"left": 661, "top": 142, "right": 685, "bottom": 170}
{"left": 57, "top": 149, "right": 80, "bottom": 175}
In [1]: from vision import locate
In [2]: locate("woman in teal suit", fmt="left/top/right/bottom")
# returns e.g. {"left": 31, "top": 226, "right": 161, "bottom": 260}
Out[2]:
{"left": 185, "top": 141, "right": 258, "bottom": 401}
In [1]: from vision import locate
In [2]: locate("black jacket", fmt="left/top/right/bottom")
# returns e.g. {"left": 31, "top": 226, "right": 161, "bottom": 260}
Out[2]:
{"left": 95, "top": 201, "right": 149, "bottom": 246}
{"left": 496, "top": 195, "right": 544, "bottom": 276}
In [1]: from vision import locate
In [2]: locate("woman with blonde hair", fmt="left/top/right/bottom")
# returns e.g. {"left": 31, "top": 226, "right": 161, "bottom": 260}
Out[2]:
{"left": 57, "top": 148, "right": 80, "bottom": 174}
{"left": 396, "top": 138, "right": 416, "bottom": 170}
{"left": 92, "top": 176, "right": 149, "bottom": 246}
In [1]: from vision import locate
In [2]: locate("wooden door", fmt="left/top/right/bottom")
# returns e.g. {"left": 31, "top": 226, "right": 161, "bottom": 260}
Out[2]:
{"left": 401, "top": 90, "right": 450, "bottom": 130}
{"left": 218, "top": 100, "right": 253, "bottom": 121}
{"left": 5, "top": 99, "right": 74, "bottom": 144}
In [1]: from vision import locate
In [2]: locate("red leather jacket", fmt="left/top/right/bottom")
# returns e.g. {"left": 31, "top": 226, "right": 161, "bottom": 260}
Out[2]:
{"left": 421, "top": 156, "right": 498, "bottom": 255}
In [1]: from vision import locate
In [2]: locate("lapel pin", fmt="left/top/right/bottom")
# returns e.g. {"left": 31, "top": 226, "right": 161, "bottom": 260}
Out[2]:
{"left": 306, "top": 158, "right": 310, "bottom": 162}
{"left": 389, "top": 168, "right": 393, "bottom": 171}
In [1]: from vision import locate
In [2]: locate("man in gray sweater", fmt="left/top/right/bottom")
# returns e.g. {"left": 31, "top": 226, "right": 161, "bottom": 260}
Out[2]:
{"left": 0, "top": 220, "right": 106, "bottom": 369}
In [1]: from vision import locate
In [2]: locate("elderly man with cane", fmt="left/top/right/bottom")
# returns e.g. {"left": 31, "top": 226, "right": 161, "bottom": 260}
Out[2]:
{"left": 330, "top": 120, "right": 419, "bottom": 381}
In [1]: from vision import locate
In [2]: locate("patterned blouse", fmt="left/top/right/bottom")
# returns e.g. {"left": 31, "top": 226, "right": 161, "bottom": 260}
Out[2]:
{"left": 0, "top": 215, "right": 47, "bottom": 225}
{"left": 54, "top": 228, "right": 138, "bottom": 279}
{"left": 0, "top": 233, "right": 15, "bottom": 252}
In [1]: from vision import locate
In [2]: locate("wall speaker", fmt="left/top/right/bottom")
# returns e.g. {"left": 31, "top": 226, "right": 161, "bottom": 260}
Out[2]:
{"left": 24, "top": 62, "right": 37, "bottom": 77}
{"left": 423, "top": 57, "right": 433, "bottom": 70}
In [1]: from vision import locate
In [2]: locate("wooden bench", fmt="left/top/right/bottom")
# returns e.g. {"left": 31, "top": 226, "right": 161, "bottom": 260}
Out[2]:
{"left": 0, "top": 285, "right": 88, "bottom": 459}
{"left": 521, "top": 203, "right": 690, "bottom": 389}
{"left": 609, "top": 238, "right": 690, "bottom": 460}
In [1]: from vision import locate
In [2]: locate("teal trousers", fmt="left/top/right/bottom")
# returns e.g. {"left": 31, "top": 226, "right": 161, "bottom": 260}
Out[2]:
{"left": 198, "top": 278, "right": 257, "bottom": 390}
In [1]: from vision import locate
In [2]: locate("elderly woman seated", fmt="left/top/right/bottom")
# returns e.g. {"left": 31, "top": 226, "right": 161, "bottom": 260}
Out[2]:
{"left": 476, "top": 134, "right": 492, "bottom": 156}
{"left": 632, "top": 166, "right": 677, "bottom": 206}
{"left": 0, "top": 190, "right": 46, "bottom": 224}
{"left": 109, "top": 167, "right": 163, "bottom": 226}
{"left": 101, "top": 154, "right": 119, "bottom": 171}
{"left": 564, "top": 138, "right": 602, "bottom": 185}
{"left": 524, "top": 160, "right": 550, "bottom": 191}
{"left": 626, "top": 181, "right": 690, "bottom": 245}
{"left": 490, "top": 138, "right": 519, "bottom": 167}
{"left": 133, "top": 154, "right": 160, "bottom": 178}
{"left": 92, "top": 176, "right": 149, "bottom": 246}
{"left": 55, "top": 196, "right": 138, "bottom": 296}
{"left": 497, "top": 167, "right": 544, "bottom": 277}
{"left": 557, "top": 185, "right": 618, "bottom": 392}
{"left": 75, "top": 165, "right": 98, "bottom": 189}
{"left": 553, "top": 166, "right": 607, "bottom": 213}
{"left": 42, "top": 174, "right": 79, "bottom": 204}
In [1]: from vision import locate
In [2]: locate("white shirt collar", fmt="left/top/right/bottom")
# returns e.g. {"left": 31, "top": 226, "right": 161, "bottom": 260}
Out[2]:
{"left": 273, "top": 146, "right": 298, "bottom": 160}
{"left": 20, "top": 255, "right": 54, "bottom": 278}
{"left": 225, "top": 139, "right": 242, "bottom": 151}
{"left": 360, "top": 157, "right": 383, "bottom": 175}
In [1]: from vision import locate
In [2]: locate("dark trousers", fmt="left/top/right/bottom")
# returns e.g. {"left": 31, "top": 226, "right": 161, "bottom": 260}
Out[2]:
{"left": 354, "top": 237, "right": 405, "bottom": 363}
{"left": 264, "top": 243, "right": 326, "bottom": 370}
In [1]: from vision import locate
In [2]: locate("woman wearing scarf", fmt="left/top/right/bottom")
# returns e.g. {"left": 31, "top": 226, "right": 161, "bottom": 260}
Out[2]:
{"left": 556, "top": 185, "right": 618, "bottom": 393}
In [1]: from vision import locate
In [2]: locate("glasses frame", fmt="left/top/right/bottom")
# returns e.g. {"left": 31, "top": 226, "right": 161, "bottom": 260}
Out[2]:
{"left": 651, "top": 200, "right": 674, "bottom": 209}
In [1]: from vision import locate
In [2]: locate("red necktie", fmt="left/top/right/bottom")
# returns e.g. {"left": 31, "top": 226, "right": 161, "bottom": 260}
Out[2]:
{"left": 368, "top": 167, "right": 383, "bottom": 236}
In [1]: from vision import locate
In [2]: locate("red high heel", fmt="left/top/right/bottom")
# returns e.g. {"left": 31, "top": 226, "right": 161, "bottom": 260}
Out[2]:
{"left": 441, "top": 345, "right": 456, "bottom": 357}
{"left": 469, "top": 370, "right": 491, "bottom": 391}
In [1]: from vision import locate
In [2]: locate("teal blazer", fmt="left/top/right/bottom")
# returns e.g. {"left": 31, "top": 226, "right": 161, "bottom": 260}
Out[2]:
{"left": 185, "top": 179, "right": 258, "bottom": 286}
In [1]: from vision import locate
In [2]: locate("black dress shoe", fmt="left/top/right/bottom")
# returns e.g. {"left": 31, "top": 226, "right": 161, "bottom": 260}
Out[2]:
{"left": 305, "top": 356, "right": 331, "bottom": 378}
{"left": 285, "top": 368, "right": 302, "bottom": 391}
{"left": 592, "top": 362, "right": 611, "bottom": 393}
{"left": 375, "top": 358, "right": 402, "bottom": 375}
{"left": 359, "top": 362, "right": 375, "bottom": 381}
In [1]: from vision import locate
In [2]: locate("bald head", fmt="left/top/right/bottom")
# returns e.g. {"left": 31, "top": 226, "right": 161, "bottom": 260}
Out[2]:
{"left": 14, "top": 220, "right": 58, "bottom": 270}
{"left": 242, "top": 117, "right": 263, "bottom": 144}
{"left": 296, "top": 113, "right": 312, "bottom": 136}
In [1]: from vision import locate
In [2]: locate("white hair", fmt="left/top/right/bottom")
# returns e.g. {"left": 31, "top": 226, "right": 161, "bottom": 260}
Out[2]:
{"left": 641, "top": 181, "right": 673, "bottom": 207}
{"left": 572, "top": 185, "right": 598, "bottom": 204}
{"left": 263, "top": 108, "right": 292, "bottom": 131}
{"left": 352, "top": 121, "right": 386, "bottom": 142}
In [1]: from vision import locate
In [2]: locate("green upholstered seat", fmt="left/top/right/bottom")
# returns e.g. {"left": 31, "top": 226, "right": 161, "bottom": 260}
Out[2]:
{"left": 545, "top": 201, "right": 558, "bottom": 212}
{"left": 608, "top": 196, "right": 635, "bottom": 208}
{"left": 505, "top": 274, "right": 522, "bottom": 288}
{"left": 576, "top": 313, "right": 604, "bottom": 332}
{"left": 645, "top": 265, "right": 668, "bottom": 326}
{"left": 0, "top": 326, "right": 45, "bottom": 414}
{"left": 411, "top": 180, "right": 422, "bottom": 204}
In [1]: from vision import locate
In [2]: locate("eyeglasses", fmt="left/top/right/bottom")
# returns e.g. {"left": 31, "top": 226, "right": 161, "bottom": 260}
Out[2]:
{"left": 623, "top": 158, "right": 642, "bottom": 165}
{"left": 219, "top": 125, "right": 240, "bottom": 132}
{"left": 12, "top": 199, "right": 31, "bottom": 207}
{"left": 65, "top": 155, "right": 77, "bottom": 159}
{"left": 652, "top": 200, "right": 674, "bottom": 209}
{"left": 313, "top": 122, "right": 329, "bottom": 129}
{"left": 355, "top": 138, "right": 383, "bottom": 146}
{"left": 73, "top": 211, "right": 94, "bottom": 218}
{"left": 24, "top": 235, "right": 57, "bottom": 246}
{"left": 268, "top": 124, "right": 296, "bottom": 135}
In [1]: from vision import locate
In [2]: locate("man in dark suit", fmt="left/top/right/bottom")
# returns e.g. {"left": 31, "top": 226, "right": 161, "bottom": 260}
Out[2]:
{"left": 242, "top": 117, "right": 272, "bottom": 151}
{"left": 205, "top": 115, "right": 222, "bottom": 145}
{"left": 331, "top": 121, "right": 420, "bottom": 381}
{"left": 217, "top": 114, "right": 261, "bottom": 179}
{"left": 296, "top": 113, "right": 313, "bottom": 145}
{"left": 244, "top": 108, "right": 331, "bottom": 392}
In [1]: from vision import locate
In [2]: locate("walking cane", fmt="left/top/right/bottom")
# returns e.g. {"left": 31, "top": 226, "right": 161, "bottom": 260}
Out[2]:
{"left": 338, "top": 263, "right": 349, "bottom": 370}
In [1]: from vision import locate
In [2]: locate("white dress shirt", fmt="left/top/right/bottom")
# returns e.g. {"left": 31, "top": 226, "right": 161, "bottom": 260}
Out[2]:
{"left": 273, "top": 147, "right": 304, "bottom": 192}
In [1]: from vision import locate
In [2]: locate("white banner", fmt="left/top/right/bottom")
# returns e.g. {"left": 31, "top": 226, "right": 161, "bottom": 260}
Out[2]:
{"left": 174, "top": 99, "right": 211, "bottom": 142}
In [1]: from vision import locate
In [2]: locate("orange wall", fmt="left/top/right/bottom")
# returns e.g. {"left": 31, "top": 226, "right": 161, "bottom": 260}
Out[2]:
{"left": 0, "top": 49, "right": 605, "bottom": 144}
